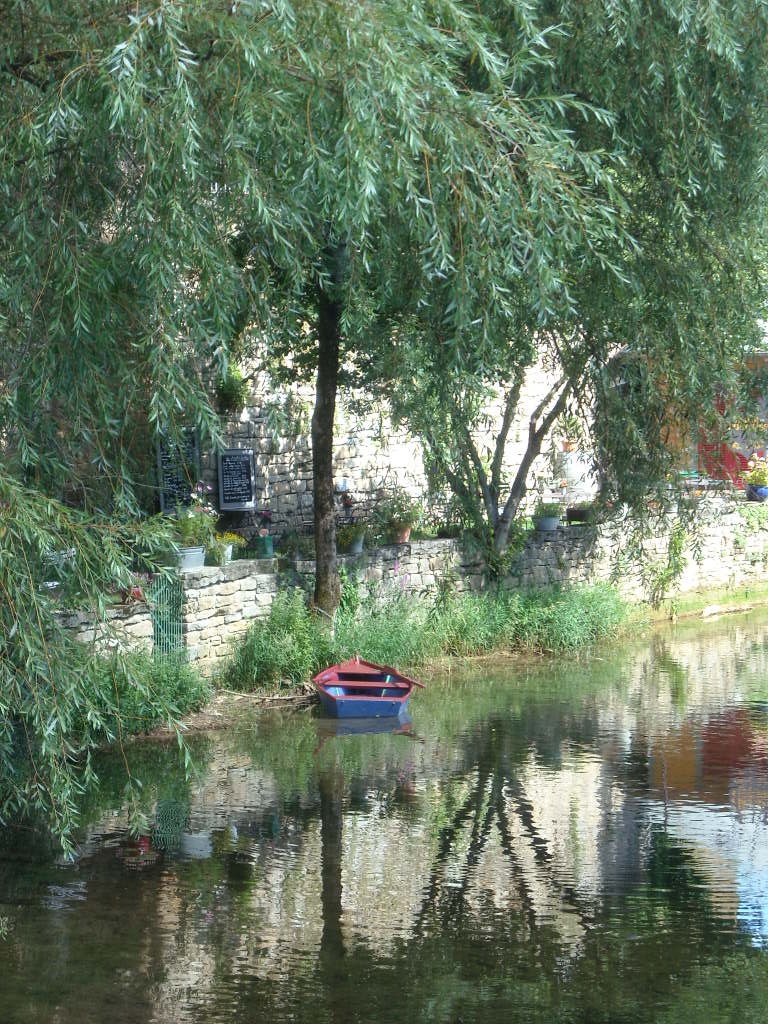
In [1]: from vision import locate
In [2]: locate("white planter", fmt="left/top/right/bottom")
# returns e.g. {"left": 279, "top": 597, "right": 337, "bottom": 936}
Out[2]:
{"left": 178, "top": 546, "right": 205, "bottom": 570}
{"left": 224, "top": 543, "right": 234, "bottom": 562}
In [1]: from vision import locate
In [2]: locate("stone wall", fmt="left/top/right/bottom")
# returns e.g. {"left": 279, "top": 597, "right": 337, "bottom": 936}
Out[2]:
{"left": 60, "top": 603, "right": 155, "bottom": 650}
{"left": 59, "top": 559, "right": 278, "bottom": 675}
{"left": 294, "top": 500, "right": 768, "bottom": 605}
{"left": 62, "top": 500, "right": 768, "bottom": 676}
{"left": 199, "top": 361, "right": 569, "bottom": 540}
{"left": 180, "top": 559, "right": 278, "bottom": 669}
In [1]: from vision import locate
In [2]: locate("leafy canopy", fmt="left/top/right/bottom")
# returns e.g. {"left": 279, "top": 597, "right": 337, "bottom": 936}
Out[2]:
{"left": 385, "top": 0, "right": 768, "bottom": 552}
{"left": 0, "top": 2, "right": 628, "bottom": 842}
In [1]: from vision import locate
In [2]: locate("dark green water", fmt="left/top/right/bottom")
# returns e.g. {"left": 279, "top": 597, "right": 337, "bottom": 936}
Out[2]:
{"left": 3, "top": 615, "right": 768, "bottom": 1024}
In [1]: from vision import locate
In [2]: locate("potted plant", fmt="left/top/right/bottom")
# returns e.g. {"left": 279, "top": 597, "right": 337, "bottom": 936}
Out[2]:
{"left": 337, "top": 522, "right": 366, "bottom": 555}
{"left": 379, "top": 488, "right": 422, "bottom": 543}
{"left": 255, "top": 509, "right": 274, "bottom": 557}
{"left": 277, "top": 528, "right": 301, "bottom": 560}
{"left": 117, "top": 572, "right": 152, "bottom": 604}
{"left": 566, "top": 502, "right": 597, "bottom": 525}
{"left": 745, "top": 456, "right": 768, "bottom": 501}
{"left": 173, "top": 483, "right": 217, "bottom": 569}
{"left": 207, "top": 531, "right": 247, "bottom": 566}
{"left": 533, "top": 500, "right": 562, "bottom": 532}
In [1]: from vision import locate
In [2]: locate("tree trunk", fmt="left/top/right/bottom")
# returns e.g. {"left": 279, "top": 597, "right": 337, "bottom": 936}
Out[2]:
{"left": 493, "top": 380, "right": 572, "bottom": 554}
{"left": 312, "top": 278, "right": 342, "bottom": 616}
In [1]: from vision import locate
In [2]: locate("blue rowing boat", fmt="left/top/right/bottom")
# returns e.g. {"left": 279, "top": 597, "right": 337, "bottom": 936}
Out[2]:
{"left": 313, "top": 656, "right": 423, "bottom": 718}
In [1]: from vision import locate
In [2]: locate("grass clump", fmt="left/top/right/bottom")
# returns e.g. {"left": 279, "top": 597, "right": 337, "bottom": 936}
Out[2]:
{"left": 336, "top": 592, "right": 438, "bottom": 666}
{"left": 512, "top": 584, "right": 628, "bottom": 652}
{"left": 79, "top": 652, "right": 212, "bottom": 737}
{"left": 222, "top": 582, "right": 630, "bottom": 692}
{"left": 428, "top": 591, "right": 515, "bottom": 656}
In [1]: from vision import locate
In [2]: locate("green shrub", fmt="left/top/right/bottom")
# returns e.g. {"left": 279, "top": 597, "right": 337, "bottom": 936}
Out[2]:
{"left": 78, "top": 652, "right": 212, "bottom": 737}
{"left": 222, "top": 590, "right": 332, "bottom": 690}
{"left": 215, "top": 365, "right": 250, "bottom": 414}
{"left": 222, "top": 582, "right": 630, "bottom": 691}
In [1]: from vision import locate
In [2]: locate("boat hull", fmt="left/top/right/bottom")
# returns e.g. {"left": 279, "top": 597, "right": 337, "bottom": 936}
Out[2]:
{"left": 317, "top": 691, "right": 411, "bottom": 719}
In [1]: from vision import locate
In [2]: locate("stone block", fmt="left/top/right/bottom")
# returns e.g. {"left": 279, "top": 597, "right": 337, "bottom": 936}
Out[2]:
{"left": 212, "top": 580, "right": 242, "bottom": 597}
{"left": 121, "top": 619, "right": 154, "bottom": 640}
{"left": 190, "top": 607, "right": 218, "bottom": 623}
{"left": 223, "top": 620, "right": 251, "bottom": 637}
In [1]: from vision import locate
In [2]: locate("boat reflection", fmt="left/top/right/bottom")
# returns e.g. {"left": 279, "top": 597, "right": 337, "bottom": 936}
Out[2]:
{"left": 313, "top": 712, "right": 418, "bottom": 753}
{"left": 316, "top": 712, "right": 413, "bottom": 738}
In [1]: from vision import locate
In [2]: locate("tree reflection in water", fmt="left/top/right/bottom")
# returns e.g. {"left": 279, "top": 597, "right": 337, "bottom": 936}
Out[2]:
{"left": 2, "top": 616, "right": 768, "bottom": 1023}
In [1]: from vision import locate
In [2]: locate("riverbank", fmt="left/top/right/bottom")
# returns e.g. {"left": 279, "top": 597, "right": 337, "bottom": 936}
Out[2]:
{"left": 137, "top": 577, "right": 768, "bottom": 740}
{"left": 646, "top": 578, "right": 768, "bottom": 621}
{"left": 220, "top": 583, "right": 629, "bottom": 692}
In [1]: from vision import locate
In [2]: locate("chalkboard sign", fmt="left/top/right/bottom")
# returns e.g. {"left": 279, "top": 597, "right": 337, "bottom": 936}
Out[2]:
{"left": 218, "top": 448, "right": 257, "bottom": 510}
{"left": 156, "top": 429, "right": 200, "bottom": 512}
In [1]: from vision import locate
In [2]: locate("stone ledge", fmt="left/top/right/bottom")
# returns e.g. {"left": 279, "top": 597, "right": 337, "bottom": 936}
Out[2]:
{"left": 181, "top": 558, "right": 277, "bottom": 583}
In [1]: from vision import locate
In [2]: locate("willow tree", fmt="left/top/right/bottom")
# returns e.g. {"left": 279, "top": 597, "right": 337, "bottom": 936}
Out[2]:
{"left": 0, "top": 2, "right": 628, "bottom": 843}
{"left": 383, "top": 0, "right": 768, "bottom": 556}
{"left": 207, "top": 2, "right": 628, "bottom": 613}
{"left": 0, "top": 1, "right": 244, "bottom": 844}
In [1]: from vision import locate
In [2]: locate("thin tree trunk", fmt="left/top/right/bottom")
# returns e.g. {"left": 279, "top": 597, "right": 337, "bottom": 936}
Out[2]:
{"left": 312, "top": 277, "right": 342, "bottom": 616}
{"left": 493, "top": 380, "right": 571, "bottom": 553}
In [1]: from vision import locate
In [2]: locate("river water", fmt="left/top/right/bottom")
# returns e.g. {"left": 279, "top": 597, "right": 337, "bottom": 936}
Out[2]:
{"left": 2, "top": 614, "right": 768, "bottom": 1023}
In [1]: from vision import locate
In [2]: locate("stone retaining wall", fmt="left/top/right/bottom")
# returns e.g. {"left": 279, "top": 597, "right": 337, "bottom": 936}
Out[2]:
{"left": 294, "top": 501, "right": 768, "bottom": 604}
{"left": 59, "top": 558, "right": 278, "bottom": 674}
{"left": 60, "top": 602, "right": 155, "bottom": 650}
{"left": 62, "top": 501, "right": 768, "bottom": 675}
{"left": 180, "top": 558, "right": 278, "bottom": 669}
